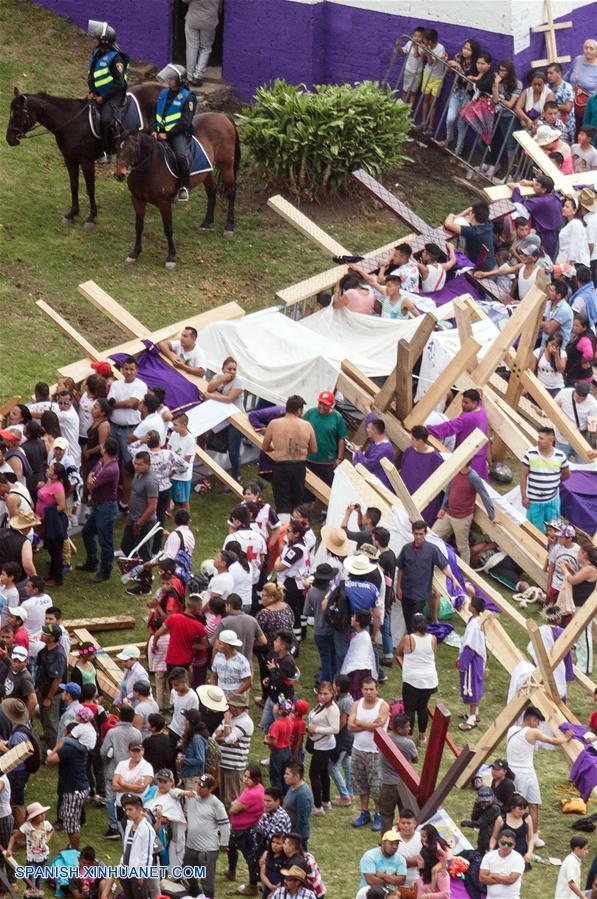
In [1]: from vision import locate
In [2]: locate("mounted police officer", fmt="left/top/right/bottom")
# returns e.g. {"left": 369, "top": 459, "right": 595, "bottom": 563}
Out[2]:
{"left": 87, "top": 20, "right": 129, "bottom": 165}
{"left": 151, "top": 63, "right": 197, "bottom": 203}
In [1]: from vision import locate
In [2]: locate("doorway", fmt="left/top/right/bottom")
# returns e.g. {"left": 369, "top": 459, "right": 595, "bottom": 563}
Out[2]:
{"left": 171, "top": 0, "right": 225, "bottom": 71}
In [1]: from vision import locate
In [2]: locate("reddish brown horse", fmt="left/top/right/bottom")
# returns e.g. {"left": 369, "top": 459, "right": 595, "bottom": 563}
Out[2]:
{"left": 5, "top": 83, "right": 162, "bottom": 226}
{"left": 114, "top": 112, "right": 240, "bottom": 268}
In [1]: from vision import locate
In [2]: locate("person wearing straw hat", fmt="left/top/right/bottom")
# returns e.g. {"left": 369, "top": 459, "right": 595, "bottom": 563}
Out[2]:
{"left": 196, "top": 682, "right": 229, "bottom": 735}
{"left": 0, "top": 508, "right": 40, "bottom": 593}
{"left": 214, "top": 691, "right": 255, "bottom": 811}
{"left": 343, "top": 554, "right": 382, "bottom": 639}
{"left": 534, "top": 124, "right": 573, "bottom": 173}
{"left": 579, "top": 188, "right": 597, "bottom": 288}
{"left": 6, "top": 801, "right": 53, "bottom": 889}
{"left": 319, "top": 525, "right": 349, "bottom": 569}
{"left": 1, "top": 698, "right": 34, "bottom": 827}
{"left": 271, "top": 864, "right": 317, "bottom": 898}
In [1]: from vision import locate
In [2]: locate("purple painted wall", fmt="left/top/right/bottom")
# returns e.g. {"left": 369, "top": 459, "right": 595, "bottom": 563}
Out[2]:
{"left": 31, "top": 0, "right": 173, "bottom": 66}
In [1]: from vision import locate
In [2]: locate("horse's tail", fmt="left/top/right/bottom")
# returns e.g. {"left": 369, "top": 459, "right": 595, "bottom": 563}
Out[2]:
{"left": 225, "top": 113, "right": 241, "bottom": 178}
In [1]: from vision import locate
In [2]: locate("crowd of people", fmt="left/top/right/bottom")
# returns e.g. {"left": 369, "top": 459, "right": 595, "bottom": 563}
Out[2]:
{"left": 400, "top": 29, "right": 597, "bottom": 181}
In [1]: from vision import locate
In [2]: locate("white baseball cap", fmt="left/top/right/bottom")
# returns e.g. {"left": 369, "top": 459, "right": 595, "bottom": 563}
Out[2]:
{"left": 8, "top": 607, "right": 28, "bottom": 622}
{"left": 116, "top": 645, "right": 141, "bottom": 661}
{"left": 218, "top": 629, "right": 243, "bottom": 648}
{"left": 11, "top": 646, "right": 28, "bottom": 661}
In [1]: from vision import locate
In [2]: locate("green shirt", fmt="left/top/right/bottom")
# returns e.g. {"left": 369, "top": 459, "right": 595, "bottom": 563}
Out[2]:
{"left": 303, "top": 408, "right": 347, "bottom": 464}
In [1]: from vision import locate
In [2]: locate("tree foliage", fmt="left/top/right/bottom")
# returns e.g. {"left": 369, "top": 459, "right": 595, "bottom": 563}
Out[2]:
{"left": 240, "top": 80, "right": 411, "bottom": 199}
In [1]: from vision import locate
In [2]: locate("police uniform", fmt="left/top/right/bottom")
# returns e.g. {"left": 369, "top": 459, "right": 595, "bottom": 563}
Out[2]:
{"left": 88, "top": 45, "right": 129, "bottom": 156}
{"left": 151, "top": 85, "right": 197, "bottom": 192}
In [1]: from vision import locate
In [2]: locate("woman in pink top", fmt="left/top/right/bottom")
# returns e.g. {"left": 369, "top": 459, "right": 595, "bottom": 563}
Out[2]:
{"left": 35, "top": 462, "right": 70, "bottom": 586}
{"left": 332, "top": 271, "right": 377, "bottom": 315}
{"left": 225, "top": 764, "right": 265, "bottom": 888}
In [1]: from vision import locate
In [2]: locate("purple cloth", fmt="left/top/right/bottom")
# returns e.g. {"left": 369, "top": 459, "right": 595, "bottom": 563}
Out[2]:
{"left": 248, "top": 405, "right": 285, "bottom": 477}
{"left": 511, "top": 186, "right": 563, "bottom": 260}
{"left": 419, "top": 272, "right": 485, "bottom": 309}
{"left": 353, "top": 413, "right": 396, "bottom": 490}
{"left": 399, "top": 446, "right": 445, "bottom": 526}
{"left": 110, "top": 340, "right": 201, "bottom": 412}
{"left": 560, "top": 470, "right": 597, "bottom": 535}
{"left": 427, "top": 406, "right": 490, "bottom": 480}
{"left": 459, "top": 645, "right": 485, "bottom": 704}
{"left": 560, "top": 723, "right": 597, "bottom": 801}
{"left": 427, "top": 621, "right": 455, "bottom": 642}
{"left": 444, "top": 543, "right": 502, "bottom": 614}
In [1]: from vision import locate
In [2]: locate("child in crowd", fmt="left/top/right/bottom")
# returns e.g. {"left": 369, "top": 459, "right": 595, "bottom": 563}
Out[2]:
{"left": 457, "top": 596, "right": 487, "bottom": 731}
{"left": 419, "top": 822, "right": 452, "bottom": 892}
{"left": 71, "top": 705, "right": 98, "bottom": 750}
{"left": 167, "top": 413, "right": 195, "bottom": 513}
{"left": 547, "top": 524, "right": 580, "bottom": 606}
{"left": 7, "top": 802, "right": 54, "bottom": 889}
{"left": 400, "top": 25, "right": 426, "bottom": 106}
{"left": 290, "top": 698, "right": 309, "bottom": 762}
{"left": 555, "top": 836, "right": 589, "bottom": 898}
{"left": 147, "top": 620, "right": 169, "bottom": 712}
{"left": 259, "top": 831, "right": 286, "bottom": 897}
{"left": 45, "top": 606, "right": 71, "bottom": 655}
{"left": 340, "top": 610, "right": 377, "bottom": 700}
{"left": 0, "top": 564, "right": 20, "bottom": 628}
{"left": 265, "top": 697, "right": 294, "bottom": 794}
{"left": 421, "top": 28, "right": 447, "bottom": 132}
{"left": 80, "top": 682, "right": 107, "bottom": 802}
{"left": 572, "top": 126, "right": 597, "bottom": 173}
{"left": 509, "top": 217, "right": 531, "bottom": 261}
{"left": 492, "top": 247, "right": 517, "bottom": 295}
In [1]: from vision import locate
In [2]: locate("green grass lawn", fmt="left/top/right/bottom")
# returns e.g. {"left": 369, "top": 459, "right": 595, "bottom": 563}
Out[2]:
{"left": 1, "top": 1, "right": 594, "bottom": 895}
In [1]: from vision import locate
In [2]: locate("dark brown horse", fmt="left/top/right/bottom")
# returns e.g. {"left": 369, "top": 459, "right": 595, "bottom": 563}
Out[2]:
{"left": 5, "top": 84, "right": 162, "bottom": 226}
{"left": 114, "top": 113, "right": 240, "bottom": 268}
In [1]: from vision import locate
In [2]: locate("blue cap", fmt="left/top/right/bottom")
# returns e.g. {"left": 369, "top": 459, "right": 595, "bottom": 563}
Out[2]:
{"left": 59, "top": 682, "right": 82, "bottom": 697}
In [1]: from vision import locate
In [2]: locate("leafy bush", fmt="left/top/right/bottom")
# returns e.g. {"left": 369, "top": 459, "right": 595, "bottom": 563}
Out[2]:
{"left": 240, "top": 79, "right": 411, "bottom": 198}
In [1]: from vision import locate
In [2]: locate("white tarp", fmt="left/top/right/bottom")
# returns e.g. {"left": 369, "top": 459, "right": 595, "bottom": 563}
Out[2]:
{"left": 198, "top": 306, "right": 424, "bottom": 406}
{"left": 416, "top": 318, "right": 500, "bottom": 405}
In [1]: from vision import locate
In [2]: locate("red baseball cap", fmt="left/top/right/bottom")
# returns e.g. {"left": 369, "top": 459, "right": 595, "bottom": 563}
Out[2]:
{"left": 318, "top": 390, "right": 335, "bottom": 407}
{"left": 91, "top": 361, "right": 112, "bottom": 377}
{"left": 0, "top": 429, "right": 21, "bottom": 443}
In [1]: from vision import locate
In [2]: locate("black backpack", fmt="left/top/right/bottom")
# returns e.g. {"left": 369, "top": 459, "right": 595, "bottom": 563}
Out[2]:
{"left": 13, "top": 725, "right": 42, "bottom": 774}
{"left": 324, "top": 582, "right": 351, "bottom": 632}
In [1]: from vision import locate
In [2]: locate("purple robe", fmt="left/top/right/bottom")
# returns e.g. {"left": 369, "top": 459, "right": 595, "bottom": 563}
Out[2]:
{"left": 353, "top": 414, "right": 396, "bottom": 490}
{"left": 511, "top": 186, "right": 563, "bottom": 260}
{"left": 427, "top": 405, "right": 489, "bottom": 480}
{"left": 459, "top": 646, "right": 485, "bottom": 704}
{"left": 560, "top": 723, "right": 597, "bottom": 801}
{"left": 399, "top": 446, "right": 444, "bottom": 526}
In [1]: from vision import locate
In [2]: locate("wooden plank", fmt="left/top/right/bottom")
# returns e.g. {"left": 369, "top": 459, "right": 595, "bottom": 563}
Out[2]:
{"left": 354, "top": 464, "right": 397, "bottom": 508}
{"left": 473, "top": 504, "right": 548, "bottom": 588}
{"left": 378, "top": 459, "right": 422, "bottom": 522}
{"left": 97, "top": 670, "right": 119, "bottom": 702}
{"left": 0, "top": 396, "right": 20, "bottom": 418}
{"left": 57, "top": 303, "right": 245, "bottom": 383}
{"left": 340, "top": 360, "right": 378, "bottom": 396}
{"left": 396, "top": 339, "right": 414, "bottom": 421}
{"left": 336, "top": 460, "right": 396, "bottom": 528}
{"left": 267, "top": 195, "right": 349, "bottom": 257}
{"left": 411, "top": 429, "right": 488, "bottom": 511}
{"left": 550, "top": 591, "right": 597, "bottom": 670}
{"left": 417, "top": 747, "right": 475, "bottom": 824}
{"left": 78, "top": 280, "right": 152, "bottom": 338}
{"left": 195, "top": 446, "right": 244, "bottom": 497}
{"left": 73, "top": 627, "right": 122, "bottom": 690}
{"left": 417, "top": 704, "right": 451, "bottom": 804}
{"left": 403, "top": 337, "right": 481, "bottom": 429}
{"left": 455, "top": 691, "right": 529, "bottom": 788}
{"left": 64, "top": 615, "right": 135, "bottom": 632}
{"left": 521, "top": 371, "right": 594, "bottom": 463}
{"left": 36, "top": 300, "right": 104, "bottom": 362}
{"left": 527, "top": 619, "right": 560, "bottom": 703}
{"left": 510, "top": 130, "right": 574, "bottom": 196}
{"left": 484, "top": 183, "right": 534, "bottom": 203}
{"left": 101, "top": 642, "right": 147, "bottom": 657}
{"left": 335, "top": 373, "right": 411, "bottom": 452}
{"left": 374, "top": 728, "right": 420, "bottom": 797}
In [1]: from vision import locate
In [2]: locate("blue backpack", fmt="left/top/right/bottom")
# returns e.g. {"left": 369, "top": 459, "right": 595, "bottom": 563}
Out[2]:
{"left": 174, "top": 530, "right": 193, "bottom": 585}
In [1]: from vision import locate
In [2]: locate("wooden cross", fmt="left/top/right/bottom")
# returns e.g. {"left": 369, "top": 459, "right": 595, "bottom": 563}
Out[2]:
{"left": 531, "top": 0, "right": 572, "bottom": 68}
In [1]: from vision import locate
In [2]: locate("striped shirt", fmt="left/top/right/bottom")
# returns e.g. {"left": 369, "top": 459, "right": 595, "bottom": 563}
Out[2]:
{"left": 218, "top": 710, "right": 254, "bottom": 770}
{"left": 522, "top": 446, "right": 569, "bottom": 502}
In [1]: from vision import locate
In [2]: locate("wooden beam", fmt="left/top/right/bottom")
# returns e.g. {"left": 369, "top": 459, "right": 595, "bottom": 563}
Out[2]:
{"left": 472, "top": 504, "right": 547, "bottom": 588}
{"left": 411, "top": 429, "right": 488, "bottom": 511}
{"left": 378, "top": 459, "right": 422, "bottom": 522}
{"left": 64, "top": 615, "right": 136, "bottom": 632}
{"left": 335, "top": 372, "right": 411, "bottom": 452}
{"left": 194, "top": 446, "right": 244, "bottom": 497}
{"left": 395, "top": 314, "right": 437, "bottom": 421}
{"left": 403, "top": 337, "right": 481, "bottom": 429}
{"left": 36, "top": 300, "right": 104, "bottom": 362}
{"left": 527, "top": 619, "right": 560, "bottom": 703}
{"left": 456, "top": 691, "right": 529, "bottom": 788}
{"left": 550, "top": 591, "right": 597, "bottom": 670}
{"left": 374, "top": 728, "right": 421, "bottom": 797}
{"left": 267, "top": 195, "right": 349, "bottom": 257}
{"left": 418, "top": 704, "right": 451, "bottom": 804}
{"left": 417, "top": 747, "right": 475, "bottom": 824}
{"left": 78, "top": 280, "right": 152, "bottom": 338}
{"left": 340, "top": 360, "right": 378, "bottom": 396}
{"left": 521, "top": 371, "right": 594, "bottom": 463}
{"left": 483, "top": 391, "right": 533, "bottom": 462}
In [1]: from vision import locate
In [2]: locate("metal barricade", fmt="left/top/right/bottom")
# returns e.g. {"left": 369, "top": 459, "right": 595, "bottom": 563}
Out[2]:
{"left": 383, "top": 35, "right": 535, "bottom": 185}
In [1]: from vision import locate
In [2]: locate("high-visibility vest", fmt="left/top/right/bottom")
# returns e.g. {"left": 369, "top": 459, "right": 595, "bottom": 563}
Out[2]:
{"left": 155, "top": 87, "right": 193, "bottom": 134}
{"left": 89, "top": 49, "right": 128, "bottom": 97}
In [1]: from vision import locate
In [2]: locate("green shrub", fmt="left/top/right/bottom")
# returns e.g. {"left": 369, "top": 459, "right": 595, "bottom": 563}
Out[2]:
{"left": 239, "top": 79, "right": 411, "bottom": 199}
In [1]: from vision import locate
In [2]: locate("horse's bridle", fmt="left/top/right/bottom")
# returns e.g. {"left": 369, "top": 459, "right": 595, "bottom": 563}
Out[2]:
{"left": 8, "top": 96, "right": 92, "bottom": 142}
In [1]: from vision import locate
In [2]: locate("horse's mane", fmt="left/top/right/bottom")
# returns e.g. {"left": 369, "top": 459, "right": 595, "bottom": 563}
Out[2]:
{"left": 27, "top": 92, "right": 87, "bottom": 107}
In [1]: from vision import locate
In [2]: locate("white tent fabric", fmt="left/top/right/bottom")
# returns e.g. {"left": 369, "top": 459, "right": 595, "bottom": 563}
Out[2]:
{"left": 416, "top": 318, "right": 500, "bottom": 404}
{"left": 199, "top": 306, "right": 424, "bottom": 406}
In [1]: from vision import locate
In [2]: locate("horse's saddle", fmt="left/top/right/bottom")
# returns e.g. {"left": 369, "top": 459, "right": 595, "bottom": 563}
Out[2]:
{"left": 88, "top": 92, "right": 143, "bottom": 138}
{"left": 159, "top": 136, "right": 213, "bottom": 179}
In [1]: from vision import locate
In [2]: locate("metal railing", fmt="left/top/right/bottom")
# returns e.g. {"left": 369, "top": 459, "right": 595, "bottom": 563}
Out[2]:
{"left": 383, "top": 36, "right": 535, "bottom": 185}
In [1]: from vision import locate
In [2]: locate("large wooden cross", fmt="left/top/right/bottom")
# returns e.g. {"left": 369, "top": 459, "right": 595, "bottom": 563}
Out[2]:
{"left": 531, "top": 0, "right": 572, "bottom": 68}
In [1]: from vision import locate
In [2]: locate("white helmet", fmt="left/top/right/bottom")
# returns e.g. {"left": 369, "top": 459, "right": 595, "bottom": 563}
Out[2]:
{"left": 87, "top": 20, "right": 117, "bottom": 45}
{"left": 157, "top": 63, "right": 187, "bottom": 85}
{"left": 200, "top": 558, "right": 217, "bottom": 578}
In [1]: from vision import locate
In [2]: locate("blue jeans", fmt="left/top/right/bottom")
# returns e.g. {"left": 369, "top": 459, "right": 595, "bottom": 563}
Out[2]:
{"left": 104, "top": 779, "right": 117, "bottom": 830}
{"left": 269, "top": 747, "right": 291, "bottom": 794}
{"left": 446, "top": 88, "right": 468, "bottom": 153}
{"left": 260, "top": 696, "right": 276, "bottom": 733}
{"left": 314, "top": 631, "right": 337, "bottom": 684}
{"left": 556, "top": 440, "right": 584, "bottom": 464}
{"left": 82, "top": 501, "right": 118, "bottom": 576}
{"left": 381, "top": 613, "right": 393, "bottom": 658}
{"left": 333, "top": 630, "right": 351, "bottom": 672}
{"left": 329, "top": 750, "right": 353, "bottom": 799}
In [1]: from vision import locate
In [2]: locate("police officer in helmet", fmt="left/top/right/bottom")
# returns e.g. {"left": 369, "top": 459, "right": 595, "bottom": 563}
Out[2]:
{"left": 151, "top": 64, "right": 197, "bottom": 203}
{"left": 87, "top": 20, "right": 129, "bottom": 165}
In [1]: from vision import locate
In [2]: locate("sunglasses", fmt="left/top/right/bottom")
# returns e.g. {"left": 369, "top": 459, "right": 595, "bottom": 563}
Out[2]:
{"left": 499, "top": 840, "right": 514, "bottom": 848}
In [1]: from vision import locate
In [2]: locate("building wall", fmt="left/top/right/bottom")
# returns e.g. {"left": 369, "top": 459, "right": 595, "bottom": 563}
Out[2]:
{"left": 31, "top": 0, "right": 173, "bottom": 66}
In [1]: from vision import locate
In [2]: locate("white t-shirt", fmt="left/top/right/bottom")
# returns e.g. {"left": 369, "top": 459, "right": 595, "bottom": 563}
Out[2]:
{"left": 533, "top": 347, "right": 566, "bottom": 391}
{"left": 480, "top": 849, "right": 525, "bottom": 898}
{"left": 229, "top": 561, "right": 253, "bottom": 609}
{"left": 396, "top": 832, "right": 423, "bottom": 886}
{"left": 171, "top": 339, "right": 206, "bottom": 372}
{"left": 557, "top": 219, "right": 590, "bottom": 266}
{"left": 57, "top": 406, "right": 81, "bottom": 465}
{"left": 572, "top": 142, "right": 597, "bottom": 173}
{"left": 169, "top": 687, "right": 199, "bottom": 737}
{"left": 134, "top": 411, "right": 166, "bottom": 444}
{"left": 168, "top": 431, "right": 197, "bottom": 482}
{"left": 424, "top": 42, "right": 446, "bottom": 78}
{"left": 0, "top": 776, "right": 11, "bottom": 818}
{"left": 20, "top": 593, "right": 53, "bottom": 638}
{"left": 585, "top": 210, "right": 597, "bottom": 262}
{"left": 224, "top": 528, "right": 266, "bottom": 584}
{"left": 113, "top": 758, "right": 154, "bottom": 806}
{"left": 108, "top": 378, "right": 147, "bottom": 427}
{"left": 402, "top": 39, "right": 424, "bottom": 76}
{"left": 555, "top": 388, "right": 597, "bottom": 443}
{"left": 163, "top": 525, "right": 196, "bottom": 560}
{"left": 555, "top": 851, "right": 582, "bottom": 898}
{"left": 78, "top": 392, "right": 95, "bottom": 438}
{"left": 209, "top": 571, "right": 234, "bottom": 599}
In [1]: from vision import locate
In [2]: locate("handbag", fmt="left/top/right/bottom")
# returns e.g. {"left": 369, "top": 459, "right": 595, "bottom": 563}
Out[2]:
{"left": 305, "top": 737, "right": 314, "bottom": 754}
{"left": 558, "top": 578, "right": 576, "bottom": 616}
{"left": 574, "top": 83, "right": 591, "bottom": 108}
